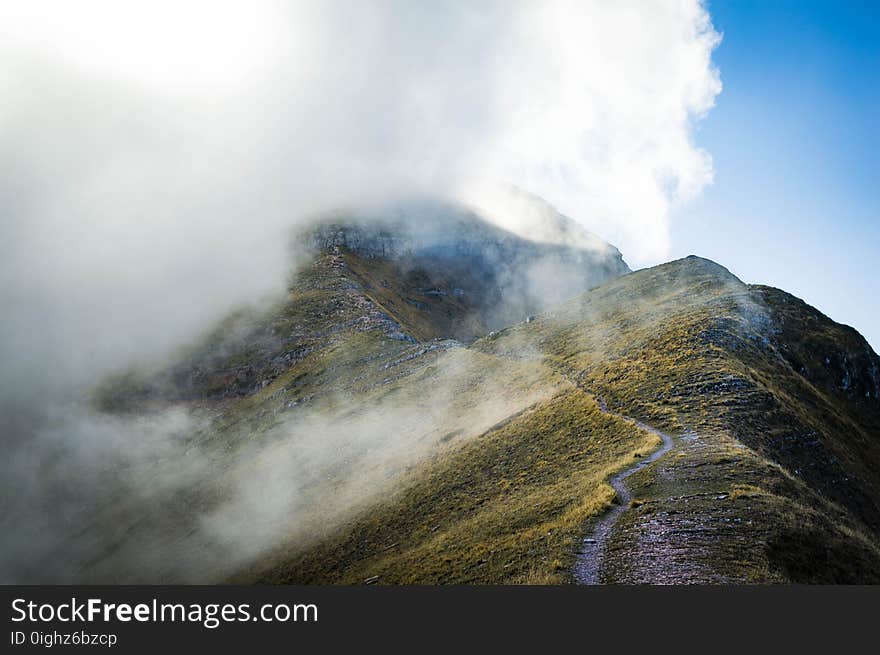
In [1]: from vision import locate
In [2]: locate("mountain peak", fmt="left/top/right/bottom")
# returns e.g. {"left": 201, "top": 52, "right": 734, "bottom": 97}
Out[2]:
{"left": 657, "top": 255, "right": 742, "bottom": 282}
{"left": 296, "top": 196, "right": 629, "bottom": 339}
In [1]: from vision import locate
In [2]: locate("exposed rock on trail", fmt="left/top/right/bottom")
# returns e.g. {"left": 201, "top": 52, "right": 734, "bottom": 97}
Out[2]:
{"left": 574, "top": 406, "right": 675, "bottom": 584}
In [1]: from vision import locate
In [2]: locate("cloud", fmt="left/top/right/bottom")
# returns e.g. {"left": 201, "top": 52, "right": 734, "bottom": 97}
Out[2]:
{"left": 461, "top": 0, "right": 722, "bottom": 263}
{"left": 0, "top": 1, "right": 720, "bottom": 392}
{"left": 0, "top": 1, "right": 721, "bottom": 581}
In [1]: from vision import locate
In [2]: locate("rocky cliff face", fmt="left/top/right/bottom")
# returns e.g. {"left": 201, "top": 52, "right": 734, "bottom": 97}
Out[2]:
{"left": 300, "top": 196, "right": 629, "bottom": 333}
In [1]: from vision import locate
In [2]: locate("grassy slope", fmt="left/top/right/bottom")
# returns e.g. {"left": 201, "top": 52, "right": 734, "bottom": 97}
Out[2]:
{"left": 245, "top": 388, "right": 658, "bottom": 584}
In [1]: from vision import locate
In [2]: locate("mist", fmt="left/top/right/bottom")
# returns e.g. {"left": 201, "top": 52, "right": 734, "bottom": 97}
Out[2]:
{"left": 0, "top": 1, "right": 721, "bottom": 582}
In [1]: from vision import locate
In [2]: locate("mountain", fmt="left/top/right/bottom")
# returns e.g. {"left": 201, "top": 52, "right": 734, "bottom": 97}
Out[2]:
{"left": 62, "top": 204, "right": 880, "bottom": 585}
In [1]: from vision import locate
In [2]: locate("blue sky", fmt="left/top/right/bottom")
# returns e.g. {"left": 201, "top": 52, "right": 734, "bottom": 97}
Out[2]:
{"left": 670, "top": 1, "right": 879, "bottom": 349}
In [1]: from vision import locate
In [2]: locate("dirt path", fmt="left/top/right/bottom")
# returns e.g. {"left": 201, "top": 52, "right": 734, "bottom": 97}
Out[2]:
{"left": 573, "top": 401, "right": 675, "bottom": 584}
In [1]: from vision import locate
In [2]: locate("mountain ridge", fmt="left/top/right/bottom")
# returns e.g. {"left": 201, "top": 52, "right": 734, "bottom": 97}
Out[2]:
{"left": 239, "top": 253, "right": 880, "bottom": 583}
{"left": 54, "top": 224, "right": 880, "bottom": 585}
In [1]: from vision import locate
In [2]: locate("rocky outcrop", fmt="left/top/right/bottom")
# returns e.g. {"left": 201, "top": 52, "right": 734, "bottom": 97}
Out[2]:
{"left": 300, "top": 197, "right": 630, "bottom": 329}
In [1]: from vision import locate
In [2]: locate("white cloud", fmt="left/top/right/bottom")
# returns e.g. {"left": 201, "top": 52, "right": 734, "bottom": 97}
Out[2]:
{"left": 464, "top": 0, "right": 722, "bottom": 263}
{"left": 0, "top": 0, "right": 720, "bottom": 396}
